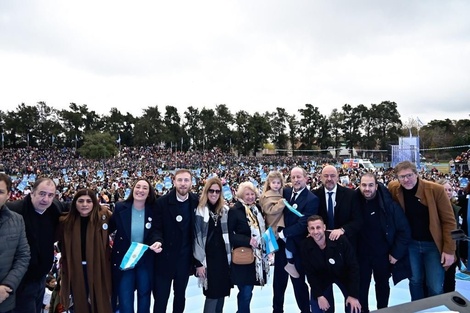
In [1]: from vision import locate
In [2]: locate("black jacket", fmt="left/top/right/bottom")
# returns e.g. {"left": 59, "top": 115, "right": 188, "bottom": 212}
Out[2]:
{"left": 8, "top": 195, "right": 64, "bottom": 281}
{"left": 355, "top": 183, "right": 412, "bottom": 284}
{"left": 301, "top": 233, "right": 359, "bottom": 299}
{"left": 153, "top": 188, "right": 199, "bottom": 278}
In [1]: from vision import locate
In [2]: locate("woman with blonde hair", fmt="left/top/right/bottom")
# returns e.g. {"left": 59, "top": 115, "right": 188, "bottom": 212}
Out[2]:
{"left": 194, "top": 177, "right": 232, "bottom": 313}
{"left": 437, "top": 179, "right": 461, "bottom": 293}
{"left": 58, "top": 189, "right": 113, "bottom": 313}
{"left": 228, "top": 181, "right": 269, "bottom": 313}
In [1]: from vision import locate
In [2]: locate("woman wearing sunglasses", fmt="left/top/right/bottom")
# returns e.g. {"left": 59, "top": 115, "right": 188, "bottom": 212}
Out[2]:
{"left": 194, "top": 177, "right": 232, "bottom": 313}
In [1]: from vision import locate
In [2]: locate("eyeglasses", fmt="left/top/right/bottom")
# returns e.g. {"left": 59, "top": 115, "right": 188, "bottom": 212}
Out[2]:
{"left": 398, "top": 173, "right": 415, "bottom": 180}
{"left": 208, "top": 189, "right": 221, "bottom": 194}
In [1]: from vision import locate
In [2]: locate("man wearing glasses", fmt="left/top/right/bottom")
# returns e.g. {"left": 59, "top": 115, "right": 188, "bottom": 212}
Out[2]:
{"left": 388, "top": 161, "right": 456, "bottom": 301}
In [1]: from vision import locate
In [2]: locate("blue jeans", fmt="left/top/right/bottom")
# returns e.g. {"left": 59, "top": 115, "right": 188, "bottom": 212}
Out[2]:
{"left": 236, "top": 285, "right": 253, "bottom": 313}
{"left": 408, "top": 240, "right": 444, "bottom": 300}
{"left": 12, "top": 276, "right": 46, "bottom": 313}
{"left": 119, "top": 258, "right": 153, "bottom": 313}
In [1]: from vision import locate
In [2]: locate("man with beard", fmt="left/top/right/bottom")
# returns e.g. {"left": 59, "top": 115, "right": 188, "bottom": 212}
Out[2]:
{"left": 9, "top": 177, "right": 65, "bottom": 313}
{"left": 356, "top": 173, "right": 411, "bottom": 312}
{"left": 150, "top": 169, "right": 199, "bottom": 313}
{"left": 301, "top": 215, "right": 361, "bottom": 313}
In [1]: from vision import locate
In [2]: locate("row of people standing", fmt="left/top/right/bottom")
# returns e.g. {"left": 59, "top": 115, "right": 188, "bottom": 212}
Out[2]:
{"left": 1, "top": 161, "right": 464, "bottom": 313}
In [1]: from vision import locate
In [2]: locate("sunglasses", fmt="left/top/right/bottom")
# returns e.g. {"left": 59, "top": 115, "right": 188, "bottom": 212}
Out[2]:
{"left": 208, "top": 189, "right": 221, "bottom": 194}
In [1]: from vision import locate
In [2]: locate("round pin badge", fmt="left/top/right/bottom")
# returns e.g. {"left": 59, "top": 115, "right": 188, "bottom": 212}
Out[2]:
{"left": 176, "top": 215, "right": 183, "bottom": 222}
{"left": 102, "top": 223, "right": 108, "bottom": 230}
{"left": 292, "top": 204, "right": 298, "bottom": 209}
{"left": 102, "top": 214, "right": 106, "bottom": 220}
{"left": 328, "top": 258, "right": 335, "bottom": 265}
{"left": 145, "top": 222, "right": 151, "bottom": 229}
{"left": 148, "top": 217, "right": 152, "bottom": 222}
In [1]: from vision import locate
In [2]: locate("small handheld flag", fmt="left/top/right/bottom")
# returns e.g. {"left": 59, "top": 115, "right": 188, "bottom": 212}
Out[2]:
{"left": 262, "top": 227, "right": 279, "bottom": 255}
{"left": 120, "top": 242, "right": 149, "bottom": 270}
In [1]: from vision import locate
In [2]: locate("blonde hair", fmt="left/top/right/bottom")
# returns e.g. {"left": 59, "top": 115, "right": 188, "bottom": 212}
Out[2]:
{"left": 197, "top": 177, "right": 225, "bottom": 214}
{"left": 262, "top": 171, "right": 285, "bottom": 194}
{"left": 236, "top": 181, "right": 259, "bottom": 200}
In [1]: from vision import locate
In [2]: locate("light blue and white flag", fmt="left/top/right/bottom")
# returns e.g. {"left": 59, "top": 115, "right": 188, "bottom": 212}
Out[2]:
{"left": 263, "top": 227, "right": 279, "bottom": 255}
{"left": 120, "top": 242, "right": 149, "bottom": 270}
{"left": 283, "top": 199, "right": 304, "bottom": 217}
{"left": 222, "top": 184, "right": 233, "bottom": 201}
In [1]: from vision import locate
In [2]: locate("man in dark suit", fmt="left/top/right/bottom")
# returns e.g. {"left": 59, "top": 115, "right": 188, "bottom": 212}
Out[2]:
{"left": 151, "top": 169, "right": 199, "bottom": 313}
{"left": 313, "top": 165, "right": 362, "bottom": 312}
{"left": 313, "top": 165, "right": 362, "bottom": 246}
{"left": 273, "top": 166, "right": 319, "bottom": 313}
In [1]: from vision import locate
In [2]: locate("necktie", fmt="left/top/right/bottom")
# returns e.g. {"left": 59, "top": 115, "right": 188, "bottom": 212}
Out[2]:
{"left": 290, "top": 192, "right": 298, "bottom": 205}
{"left": 327, "top": 192, "right": 334, "bottom": 229}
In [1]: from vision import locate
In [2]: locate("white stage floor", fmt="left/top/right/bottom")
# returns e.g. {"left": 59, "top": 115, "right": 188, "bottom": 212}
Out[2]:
{"left": 145, "top": 268, "right": 470, "bottom": 312}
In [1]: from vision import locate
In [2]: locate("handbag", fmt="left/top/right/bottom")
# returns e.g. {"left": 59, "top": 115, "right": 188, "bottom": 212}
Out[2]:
{"left": 232, "top": 247, "right": 254, "bottom": 265}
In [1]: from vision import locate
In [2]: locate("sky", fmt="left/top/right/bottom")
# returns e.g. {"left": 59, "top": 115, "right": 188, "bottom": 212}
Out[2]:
{"left": 1, "top": 0, "right": 469, "bottom": 125}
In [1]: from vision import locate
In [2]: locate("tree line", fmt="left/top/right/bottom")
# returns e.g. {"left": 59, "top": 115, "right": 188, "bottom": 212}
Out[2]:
{"left": 0, "top": 101, "right": 468, "bottom": 158}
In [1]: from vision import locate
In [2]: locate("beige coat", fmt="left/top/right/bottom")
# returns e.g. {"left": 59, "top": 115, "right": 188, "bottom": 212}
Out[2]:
{"left": 388, "top": 178, "right": 456, "bottom": 255}
{"left": 260, "top": 189, "right": 285, "bottom": 237}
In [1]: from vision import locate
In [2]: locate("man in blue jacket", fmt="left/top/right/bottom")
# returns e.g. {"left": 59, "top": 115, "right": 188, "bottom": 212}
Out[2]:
{"left": 356, "top": 173, "right": 411, "bottom": 312}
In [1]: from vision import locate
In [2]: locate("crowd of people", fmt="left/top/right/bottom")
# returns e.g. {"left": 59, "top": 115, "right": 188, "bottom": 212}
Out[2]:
{"left": 0, "top": 146, "right": 470, "bottom": 313}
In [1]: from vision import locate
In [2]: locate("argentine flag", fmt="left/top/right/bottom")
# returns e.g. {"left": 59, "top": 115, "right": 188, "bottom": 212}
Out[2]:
{"left": 263, "top": 227, "right": 279, "bottom": 255}
{"left": 120, "top": 242, "right": 149, "bottom": 270}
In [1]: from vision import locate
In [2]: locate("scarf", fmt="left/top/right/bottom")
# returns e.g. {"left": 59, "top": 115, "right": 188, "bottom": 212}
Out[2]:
{"left": 194, "top": 204, "right": 231, "bottom": 289}
{"left": 241, "top": 200, "right": 270, "bottom": 286}
{"left": 60, "top": 208, "right": 112, "bottom": 313}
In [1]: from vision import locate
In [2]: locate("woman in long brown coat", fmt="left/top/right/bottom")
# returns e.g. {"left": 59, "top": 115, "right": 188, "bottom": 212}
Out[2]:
{"left": 58, "top": 189, "right": 113, "bottom": 313}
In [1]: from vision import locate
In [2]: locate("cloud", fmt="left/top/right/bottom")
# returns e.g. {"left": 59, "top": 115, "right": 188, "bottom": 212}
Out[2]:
{"left": 0, "top": 0, "right": 469, "bottom": 124}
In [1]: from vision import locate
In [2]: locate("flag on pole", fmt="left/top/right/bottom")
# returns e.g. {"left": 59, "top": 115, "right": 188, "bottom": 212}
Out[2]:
{"left": 116, "top": 134, "right": 121, "bottom": 144}
{"left": 119, "top": 242, "right": 149, "bottom": 270}
{"left": 52, "top": 135, "right": 55, "bottom": 144}
{"left": 262, "top": 227, "right": 279, "bottom": 254}
{"left": 417, "top": 117, "right": 424, "bottom": 127}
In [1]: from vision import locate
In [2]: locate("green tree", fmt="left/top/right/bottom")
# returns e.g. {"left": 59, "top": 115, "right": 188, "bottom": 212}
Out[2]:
{"left": 78, "top": 132, "right": 118, "bottom": 159}
{"left": 298, "top": 104, "right": 324, "bottom": 150}
{"left": 287, "top": 114, "right": 299, "bottom": 152}
{"left": 183, "top": 106, "right": 203, "bottom": 150}
{"left": 340, "top": 103, "right": 363, "bottom": 154}
{"left": 270, "top": 107, "right": 290, "bottom": 150}
{"left": 247, "top": 112, "right": 272, "bottom": 156}
{"left": 163, "top": 106, "right": 183, "bottom": 150}
{"left": 328, "top": 108, "right": 343, "bottom": 157}
{"left": 133, "top": 106, "right": 164, "bottom": 146}
{"left": 370, "top": 101, "right": 402, "bottom": 150}
{"left": 214, "top": 104, "right": 234, "bottom": 152}
{"left": 199, "top": 108, "right": 216, "bottom": 150}
{"left": 234, "top": 110, "right": 252, "bottom": 156}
